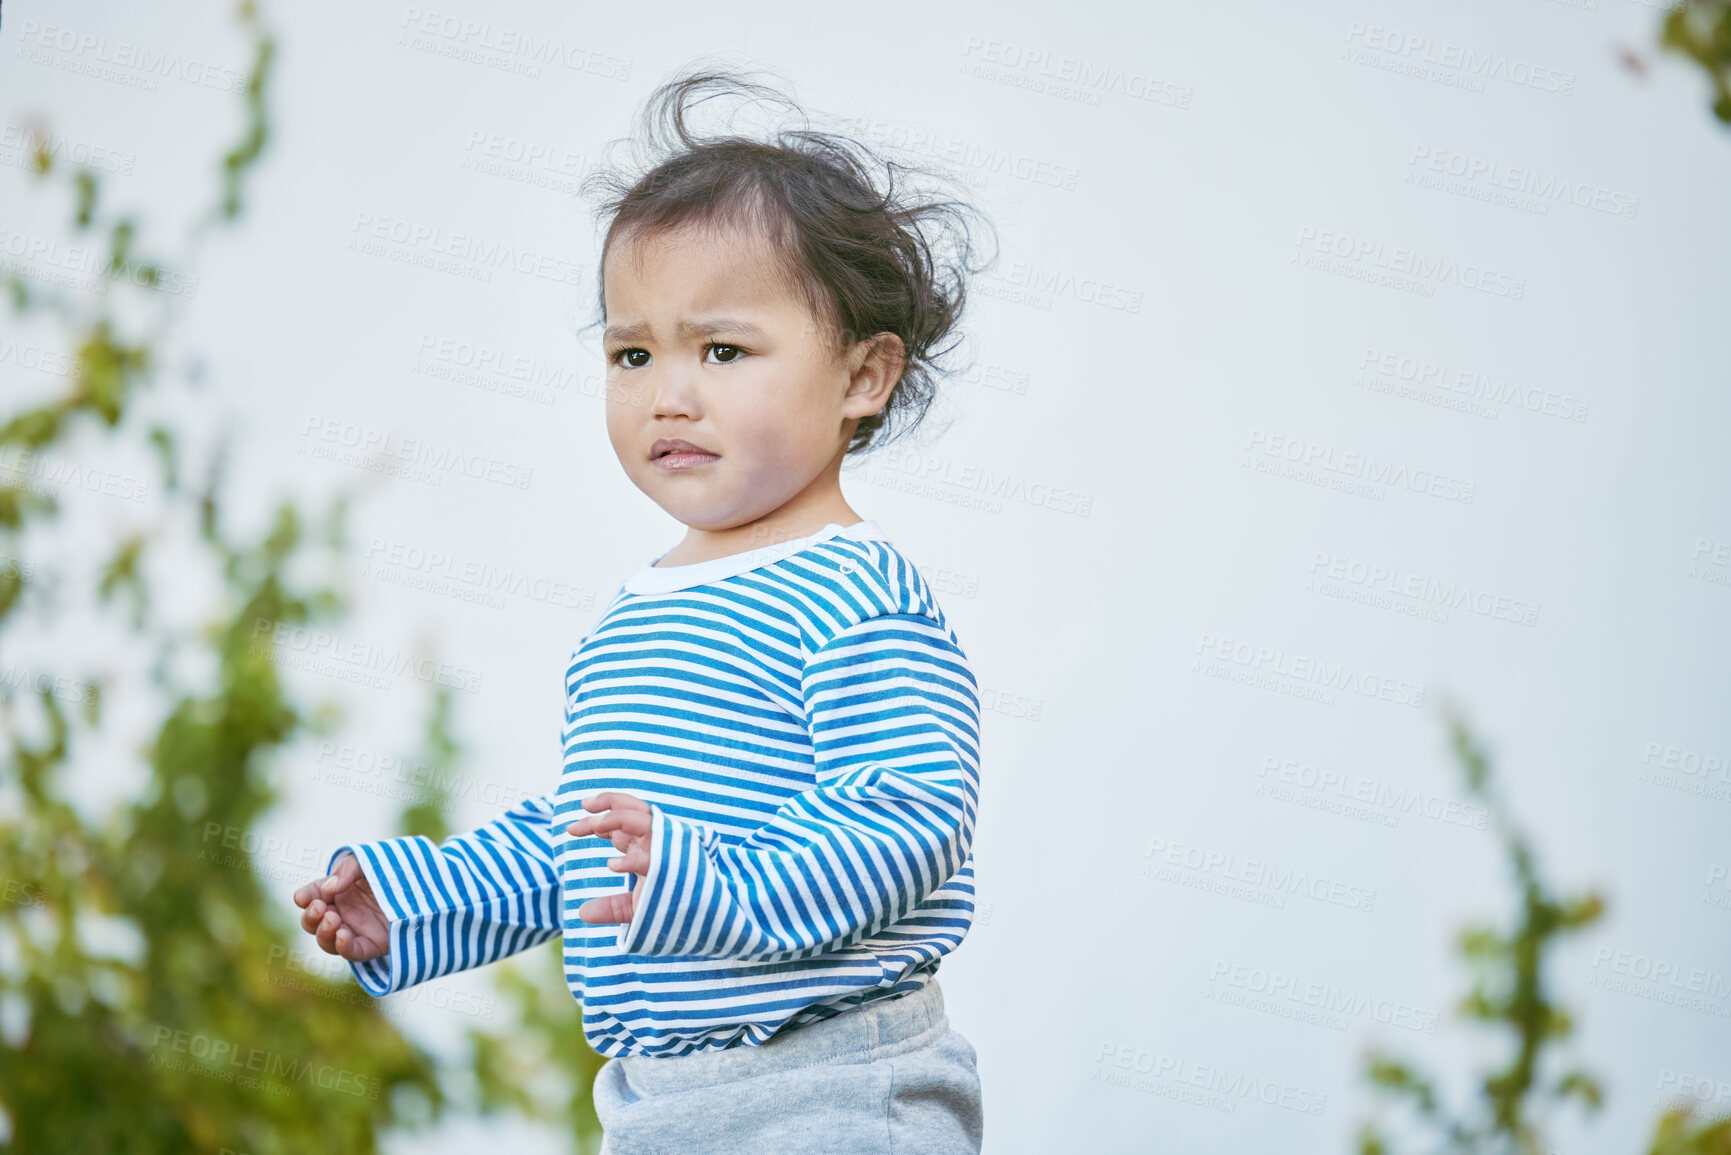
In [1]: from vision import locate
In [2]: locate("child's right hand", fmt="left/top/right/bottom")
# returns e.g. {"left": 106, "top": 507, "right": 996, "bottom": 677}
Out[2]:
{"left": 293, "top": 852, "right": 389, "bottom": 962}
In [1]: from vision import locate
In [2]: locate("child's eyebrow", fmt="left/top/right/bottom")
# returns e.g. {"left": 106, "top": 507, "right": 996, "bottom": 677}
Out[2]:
{"left": 603, "top": 317, "right": 769, "bottom": 344}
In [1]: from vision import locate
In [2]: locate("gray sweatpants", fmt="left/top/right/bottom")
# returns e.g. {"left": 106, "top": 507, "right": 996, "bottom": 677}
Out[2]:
{"left": 593, "top": 979, "right": 984, "bottom": 1154}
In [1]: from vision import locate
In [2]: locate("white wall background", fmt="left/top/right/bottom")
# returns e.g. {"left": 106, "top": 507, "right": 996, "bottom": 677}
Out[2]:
{"left": 4, "top": 0, "right": 1729, "bottom": 1151}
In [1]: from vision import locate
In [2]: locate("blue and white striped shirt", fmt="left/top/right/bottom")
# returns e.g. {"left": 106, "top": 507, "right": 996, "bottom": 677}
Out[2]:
{"left": 331, "top": 520, "right": 982, "bottom": 1058}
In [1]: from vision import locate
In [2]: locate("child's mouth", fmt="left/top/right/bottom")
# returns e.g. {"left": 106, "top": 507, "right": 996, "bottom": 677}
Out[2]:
{"left": 654, "top": 452, "right": 720, "bottom": 471}
{"left": 650, "top": 438, "right": 720, "bottom": 471}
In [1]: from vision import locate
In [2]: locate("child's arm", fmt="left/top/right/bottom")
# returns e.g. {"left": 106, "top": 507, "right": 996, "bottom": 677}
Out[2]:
{"left": 578, "top": 612, "right": 980, "bottom": 962}
{"left": 302, "top": 793, "right": 563, "bottom": 996}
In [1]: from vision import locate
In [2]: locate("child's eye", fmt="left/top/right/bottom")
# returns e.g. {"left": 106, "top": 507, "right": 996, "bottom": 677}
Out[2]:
{"left": 608, "top": 344, "right": 744, "bottom": 369}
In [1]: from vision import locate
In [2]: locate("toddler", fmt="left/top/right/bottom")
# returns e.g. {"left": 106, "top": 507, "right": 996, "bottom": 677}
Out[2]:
{"left": 294, "top": 64, "right": 993, "bottom": 1154}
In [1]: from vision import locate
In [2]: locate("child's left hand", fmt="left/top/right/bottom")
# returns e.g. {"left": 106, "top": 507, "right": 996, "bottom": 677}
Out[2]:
{"left": 567, "top": 791, "right": 653, "bottom": 925}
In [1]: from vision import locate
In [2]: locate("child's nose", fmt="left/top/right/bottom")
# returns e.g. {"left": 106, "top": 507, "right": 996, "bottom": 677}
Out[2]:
{"left": 646, "top": 370, "right": 704, "bottom": 418}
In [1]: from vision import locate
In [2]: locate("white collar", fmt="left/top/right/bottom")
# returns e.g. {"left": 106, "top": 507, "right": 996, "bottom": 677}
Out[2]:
{"left": 623, "top": 519, "right": 891, "bottom": 595}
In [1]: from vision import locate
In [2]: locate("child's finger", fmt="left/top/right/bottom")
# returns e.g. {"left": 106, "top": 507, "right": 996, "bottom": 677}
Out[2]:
{"left": 335, "top": 926, "right": 383, "bottom": 961}
{"left": 319, "top": 854, "right": 359, "bottom": 897}
{"left": 569, "top": 815, "right": 634, "bottom": 840}
{"left": 341, "top": 931, "right": 384, "bottom": 962}
{"left": 570, "top": 819, "right": 632, "bottom": 847}
{"left": 576, "top": 890, "right": 635, "bottom": 924}
{"left": 582, "top": 791, "right": 649, "bottom": 814}
{"left": 607, "top": 848, "right": 649, "bottom": 874}
{"left": 584, "top": 809, "right": 653, "bottom": 839}
{"left": 316, "top": 908, "right": 343, "bottom": 954}
{"left": 300, "top": 898, "right": 327, "bottom": 934}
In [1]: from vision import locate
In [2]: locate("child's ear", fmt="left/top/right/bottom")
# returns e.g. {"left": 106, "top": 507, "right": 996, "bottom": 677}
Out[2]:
{"left": 846, "top": 332, "right": 904, "bottom": 410}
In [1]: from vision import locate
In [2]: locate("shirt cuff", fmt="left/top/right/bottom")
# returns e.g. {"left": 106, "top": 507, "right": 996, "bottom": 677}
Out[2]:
{"left": 617, "top": 804, "right": 707, "bottom": 957}
{"left": 326, "top": 841, "right": 449, "bottom": 998}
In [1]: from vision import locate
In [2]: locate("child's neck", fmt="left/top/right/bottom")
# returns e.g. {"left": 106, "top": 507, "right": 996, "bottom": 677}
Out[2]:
{"left": 656, "top": 502, "right": 864, "bottom": 568}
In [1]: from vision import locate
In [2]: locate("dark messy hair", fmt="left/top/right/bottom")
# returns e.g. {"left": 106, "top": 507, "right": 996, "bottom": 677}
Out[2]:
{"left": 578, "top": 60, "right": 997, "bottom": 457}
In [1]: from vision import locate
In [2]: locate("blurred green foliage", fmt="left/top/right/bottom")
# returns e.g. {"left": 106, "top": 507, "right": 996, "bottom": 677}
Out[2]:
{"left": 467, "top": 940, "right": 607, "bottom": 1149}
{"left": 1663, "top": 0, "right": 1731, "bottom": 124}
{"left": 1355, "top": 709, "right": 1731, "bottom": 1155}
{"left": 397, "top": 688, "right": 458, "bottom": 845}
{"left": 0, "top": 3, "right": 600, "bottom": 1152}
{"left": 0, "top": 6, "right": 443, "bottom": 1151}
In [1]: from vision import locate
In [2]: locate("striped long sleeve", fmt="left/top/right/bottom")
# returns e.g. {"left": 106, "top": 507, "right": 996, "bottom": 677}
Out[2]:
{"left": 329, "top": 794, "right": 562, "bottom": 996}
{"left": 615, "top": 612, "right": 981, "bottom": 962}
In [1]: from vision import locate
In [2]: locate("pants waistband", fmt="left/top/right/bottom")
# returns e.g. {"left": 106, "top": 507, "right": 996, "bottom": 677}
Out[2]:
{"left": 613, "top": 979, "right": 949, "bottom": 1095}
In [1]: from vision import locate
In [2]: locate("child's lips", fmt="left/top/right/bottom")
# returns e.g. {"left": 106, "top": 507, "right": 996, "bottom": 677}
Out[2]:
{"left": 649, "top": 437, "right": 718, "bottom": 469}
{"left": 653, "top": 451, "right": 720, "bottom": 471}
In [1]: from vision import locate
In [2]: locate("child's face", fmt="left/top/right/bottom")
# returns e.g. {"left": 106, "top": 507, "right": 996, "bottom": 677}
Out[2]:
{"left": 600, "top": 221, "right": 891, "bottom": 532}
